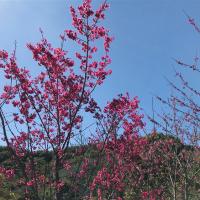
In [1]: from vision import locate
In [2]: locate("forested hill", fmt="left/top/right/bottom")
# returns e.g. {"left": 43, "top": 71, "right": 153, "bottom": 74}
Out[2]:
{"left": 0, "top": 133, "right": 199, "bottom": 200}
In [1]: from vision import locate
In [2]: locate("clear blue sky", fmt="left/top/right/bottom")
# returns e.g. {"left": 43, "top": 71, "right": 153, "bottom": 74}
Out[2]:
{"left": 0, "top": 0, "right": 200, "bottom": 132}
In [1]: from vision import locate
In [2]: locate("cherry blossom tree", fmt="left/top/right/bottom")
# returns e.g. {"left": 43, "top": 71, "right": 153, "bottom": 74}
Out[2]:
{"left": 149, "top": 14, "right": 200, "bottom": 200}
{"left": 0, "top": 0, "right": 149, "bottom": 200}
{"left": 0, "top": 0, "right": 117, "bottom": 199}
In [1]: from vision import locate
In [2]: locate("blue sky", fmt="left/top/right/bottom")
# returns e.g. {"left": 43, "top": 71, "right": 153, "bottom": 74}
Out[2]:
{"left": 0, "top": 0, "right": 200, "bottom": 132}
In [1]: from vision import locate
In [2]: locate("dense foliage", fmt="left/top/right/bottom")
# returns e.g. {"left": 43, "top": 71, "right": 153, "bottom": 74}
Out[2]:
{"left": 0, "top": 133, "right": 199, "bottom": 199}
